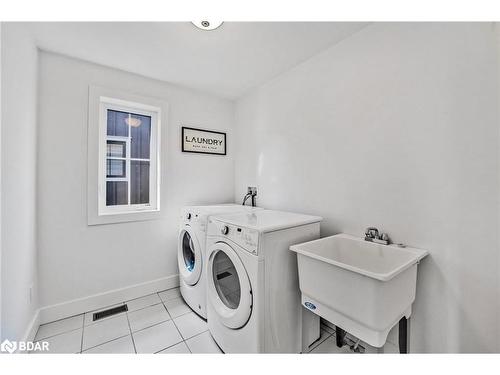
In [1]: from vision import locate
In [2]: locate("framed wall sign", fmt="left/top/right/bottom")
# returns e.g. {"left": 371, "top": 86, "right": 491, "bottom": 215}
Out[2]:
{"left": 181, "top": 126, "right": 226, "bottom": 155}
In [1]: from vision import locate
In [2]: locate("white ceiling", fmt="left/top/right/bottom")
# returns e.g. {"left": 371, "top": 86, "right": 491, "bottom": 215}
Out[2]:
{"left": 28, "top": 22, "right": 368, "bottom": 99}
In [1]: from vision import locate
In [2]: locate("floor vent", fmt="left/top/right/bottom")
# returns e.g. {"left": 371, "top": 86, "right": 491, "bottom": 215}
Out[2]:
{"left": 93, "top": 304, "right": 128, "bottom": 322}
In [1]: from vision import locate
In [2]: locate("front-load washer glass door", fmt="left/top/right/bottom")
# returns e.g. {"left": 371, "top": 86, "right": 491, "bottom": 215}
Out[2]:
{"left": 178, "top": 227, "right": 202, "bottom": 285}
{"left": 212, "top": 251, "right": 241, "bottom": 309}
{"left": 208, "top": 242, "right": 252, "bottom": 329}
{"left": 182, "top": 231, "right": 196, "bottom": 272}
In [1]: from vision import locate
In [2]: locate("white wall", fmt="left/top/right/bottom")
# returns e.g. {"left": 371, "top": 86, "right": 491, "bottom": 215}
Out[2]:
{"left": 496, "top": 23, "right": 500, "bottom": 353}
{"left": 0, "top": 21, "right": 2, "bottom": 341}
{"left": 234, "top": 23, "right": 499, "bottom": 353}
{"left": 37, "top": 52, "right": 235, "bottom": 309}
{"left": 0, "top": 23, "right": 39, "bottom": 341}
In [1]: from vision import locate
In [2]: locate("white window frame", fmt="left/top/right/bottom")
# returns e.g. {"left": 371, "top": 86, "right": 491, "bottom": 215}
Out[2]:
{"left": 87, "top": 85, "right": 166, "bottom": 226}
{"left": 98, "top": 97, "right": 161, "bottom": 216}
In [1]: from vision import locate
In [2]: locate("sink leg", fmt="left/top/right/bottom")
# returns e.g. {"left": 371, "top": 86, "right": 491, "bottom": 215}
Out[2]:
{"left": 398, "top": 317, "right": 409, "bottom": 354}
{"left": 335, "top": 326, "right": 346, "bottom": 348}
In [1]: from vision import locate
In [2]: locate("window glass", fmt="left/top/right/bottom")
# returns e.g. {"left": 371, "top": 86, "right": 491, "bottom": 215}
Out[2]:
{"left": 130, "top": 115, "right": 151, "bottom": 159}
{"left": 107, "top": 141, "right": 126, "bottom": 158}
{"left": 106, "top": 160, "right": 126, "bottom": 178}
{"left": 130, "top": 160, "right": 150, "bottom": 204}
{"left": 107, "top": 110, "right": 129, "bottom": 137}
{"left": 106, "top": 181, "right": 128, "bottom": 206}
{"left": 212, "top": 251, "right": 241, "bottom": 309}
{"left": 98, "top": 98, "right": 159, "bottom": 217}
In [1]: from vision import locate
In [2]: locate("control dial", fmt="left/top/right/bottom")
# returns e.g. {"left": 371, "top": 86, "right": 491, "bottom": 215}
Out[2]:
{"left": 221, "top": 225, "right": 229, "bottom": 235}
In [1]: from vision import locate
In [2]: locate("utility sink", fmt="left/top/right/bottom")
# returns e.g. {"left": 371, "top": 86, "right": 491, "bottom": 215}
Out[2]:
{"left": 290, "top": 234, "right": 428, "bottom": 348}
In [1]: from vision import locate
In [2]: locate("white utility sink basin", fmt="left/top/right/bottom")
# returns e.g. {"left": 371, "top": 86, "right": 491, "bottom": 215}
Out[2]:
{"left": 290, "top": 233, "right": 428, "bottom": 347}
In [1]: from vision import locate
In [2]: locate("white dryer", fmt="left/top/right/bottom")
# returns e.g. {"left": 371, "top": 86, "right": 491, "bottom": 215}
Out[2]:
{"left": 206, "top": 210, "right": 322, "bottom": 353}
{"left": 178, "top": 204, "right": 261, "bottom": 319}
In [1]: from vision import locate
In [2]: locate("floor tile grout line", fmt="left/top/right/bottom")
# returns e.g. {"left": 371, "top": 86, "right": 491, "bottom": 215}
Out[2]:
{"left": 42, "top": 287, "right": 181, "bottom": 328}
{"left": 161, "top": 301, "right": 193, "bottom": 320}
{"left": 183, "top": 327, "right": 210, "bottom": 343}
{"left": 139, "top": 296, "right": 185, "bottom": 354}
{"left": 124, "top": 288, "right": 180, "bottom": 311}
{"left": 81, "top": 333, "right": 131, "bottom": 353}
{"left": 127, "top": 295, "right": 173, "bottom": 334}
{"left": 153, "top": 338, "right": 186, "bottom": 354}
{"left": 126, "top": 299, "right": 164, "bottom": 314}
{"left": 125, "top": 311, "right": 138, "bottom": 354}
{"left": 129, "top": 317, "right": 172, "bottom": 335}
{"left": 160, "top": 295, "right": 208, "bottom": 342}
{"left": 84, "top": 301, "right": 162, "bottom": 327}
{"left": 126, "top": 301, "right": 165, "bottom": 315}
{"left": 38, "top": 312, "right": 85, "bottom": 328}
{"left": 185, "top": 339, "right": 193, "bottom": 354}
{"left": 80, "top": 314, "right": 85, "bottom": 353}
{"left": 34, "top": 326, "right": 84, "bottom": 343}
{"left": 155, "top": 292, "right": 174, "bottom": 320}
{"left": 158, "top": 288, "right": 181, "bottom": 299}
{"left": 167, "top": 304, "right": 186, "bottom": 342}
{"left": 172, "top": 313, "right": 209, "bottom": 341}
{"left": 36, "top": 287, "right": 220, "bottom": 354}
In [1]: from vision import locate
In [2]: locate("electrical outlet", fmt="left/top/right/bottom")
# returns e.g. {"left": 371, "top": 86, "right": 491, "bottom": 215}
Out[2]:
{"left": 247, "top": 186, "right": 257, "bottom": 196}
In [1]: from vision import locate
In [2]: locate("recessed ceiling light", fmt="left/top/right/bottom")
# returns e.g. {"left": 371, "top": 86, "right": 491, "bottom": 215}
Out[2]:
{"left": 192, "top": 21, "right": 223, "bottom": 31}
{"left": 125, "top": 115, "right": 142, "bottom": 128}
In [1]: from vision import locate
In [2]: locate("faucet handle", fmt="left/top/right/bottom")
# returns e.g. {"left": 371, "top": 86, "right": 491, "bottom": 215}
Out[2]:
{"left": 365, "top": 227, "right": 379, "bottom": 238}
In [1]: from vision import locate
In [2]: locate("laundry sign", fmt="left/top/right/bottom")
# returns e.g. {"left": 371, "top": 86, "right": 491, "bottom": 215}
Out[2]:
{"left": 182, "top": 126, "right": 226, "bottom": 155}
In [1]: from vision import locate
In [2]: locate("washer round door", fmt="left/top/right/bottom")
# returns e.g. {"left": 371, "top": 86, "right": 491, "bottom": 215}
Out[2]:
{"left": 208, "top": 242, "right": 252, "bottom": 329}
{"left": 178, "top": 227, "right": 202, "bottom": 285}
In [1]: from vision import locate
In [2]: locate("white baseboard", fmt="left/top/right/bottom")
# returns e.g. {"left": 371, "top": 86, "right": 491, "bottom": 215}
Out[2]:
{"left": 21, "top": 309, "right": 40, "bottom": 344}
{"left": 38, "top": 274, "right": 179, "bottom": 325}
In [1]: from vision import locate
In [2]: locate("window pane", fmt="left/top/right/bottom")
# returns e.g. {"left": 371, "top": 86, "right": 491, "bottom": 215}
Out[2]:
{"left": 107, "top": 140, "right": 126, "bottom": 158}
{"left": 106, "top": 159, "right": 126, "bottom": 178}
{"left": 130, "top": 160, "right": 150, "bottom": 204}
{"left": 106, "top": 181, "right": 128, "bottom": 206}
{"left": 107, "top": 110, "right": 129, "bottom": 136}
{"left": 130, "top": 115, "right": 151, "bottom": 159}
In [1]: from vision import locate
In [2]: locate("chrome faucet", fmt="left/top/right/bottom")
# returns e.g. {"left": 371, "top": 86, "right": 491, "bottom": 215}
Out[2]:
{"left": 364, "top": 227, "right": 390, "bottom": 245}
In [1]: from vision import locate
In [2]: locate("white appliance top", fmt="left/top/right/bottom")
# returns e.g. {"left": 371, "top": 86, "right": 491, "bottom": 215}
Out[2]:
{"left": 182, "top": 204, "right": 260, "bottom": 215}
{"left": 183, "top": 203, "right": 239, "bottom": 212}
{"left": 210, "top": 209, "right": 322, "bottom": 233}
{"left": 181, "top": 204, "right": 263, "bottom": 229}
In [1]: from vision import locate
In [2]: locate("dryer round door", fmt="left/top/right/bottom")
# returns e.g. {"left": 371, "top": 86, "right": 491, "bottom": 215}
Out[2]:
{"left": 207, "top": 242, "right": 252, "bottom": 329}
{"left": 178, "top": 227, "right": 202, "bottom": 285}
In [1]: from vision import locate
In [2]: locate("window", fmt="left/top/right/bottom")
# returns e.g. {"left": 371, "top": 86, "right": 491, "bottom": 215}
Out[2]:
{"left": 98, "top": 97, "right": 160, "bottom": 216}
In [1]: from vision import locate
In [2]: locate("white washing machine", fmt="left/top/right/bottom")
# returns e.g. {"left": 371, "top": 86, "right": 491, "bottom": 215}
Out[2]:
{"left": 178, "top": 204, "right": 262, "bottom": 319}
{"left": 206, "top": 210, "right": 323, "bottom": 353}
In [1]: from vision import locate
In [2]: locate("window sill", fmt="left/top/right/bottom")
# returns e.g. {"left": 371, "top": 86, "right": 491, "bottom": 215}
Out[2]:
{"left": 88, "top": 208, "right": 162, "bottom": 226}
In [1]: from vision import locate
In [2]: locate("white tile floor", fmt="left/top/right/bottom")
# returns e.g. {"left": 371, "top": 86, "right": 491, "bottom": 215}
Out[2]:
{"left": 32, "top": 287, "right": 220, "bottom": 354}
{"left": 31, "top": 286, "right": 387, "bottom": 354}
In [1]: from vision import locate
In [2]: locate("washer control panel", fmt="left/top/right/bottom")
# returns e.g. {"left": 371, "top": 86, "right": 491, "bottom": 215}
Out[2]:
{"left": 180, "top": 209, "right": 209, "bottom": 232}
{"left": 208, "top": 219, "right": 259, "bottom": 255}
